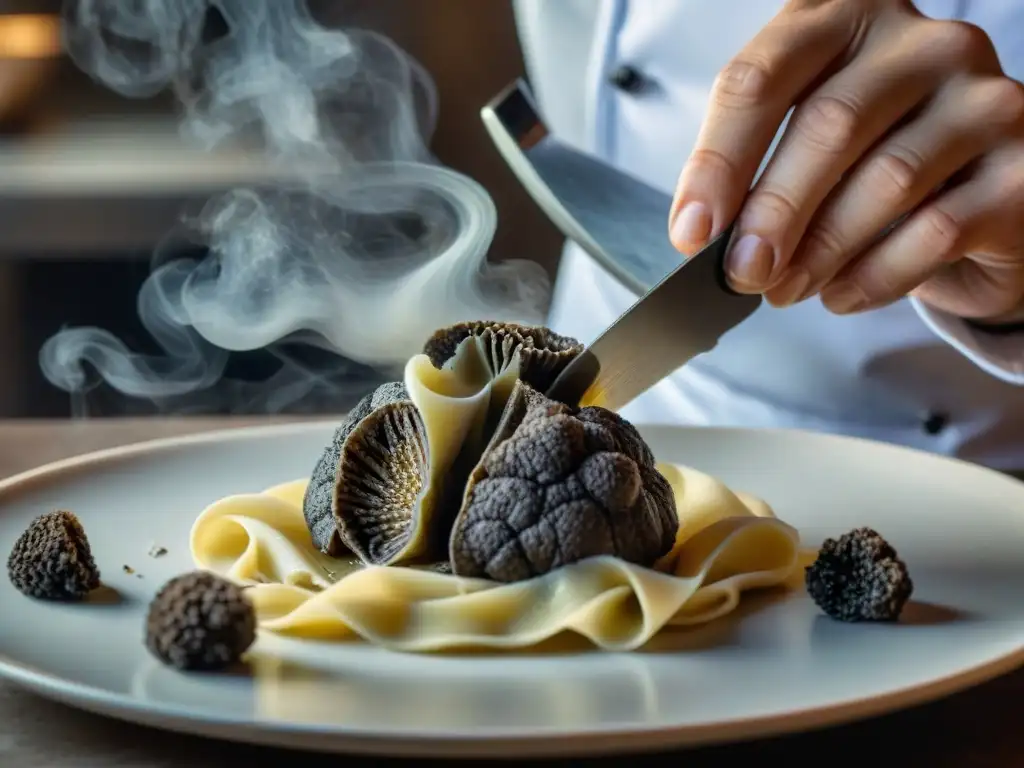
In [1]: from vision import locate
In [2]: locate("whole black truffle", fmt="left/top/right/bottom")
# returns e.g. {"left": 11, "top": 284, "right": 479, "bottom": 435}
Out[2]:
{"left": 145, "top": 571, "right": 257, "bottom": 671}
{"left": 303, "top": 381, "right": 409, "bottom": 555}
{"left": 7, "top": 510, "right": 101, "bottom": 601}
{"left": 449, "top": 382, "right": 678, "bottom": 582}
{"left": 805, "top": 527, "right": 913, "bottom": 622}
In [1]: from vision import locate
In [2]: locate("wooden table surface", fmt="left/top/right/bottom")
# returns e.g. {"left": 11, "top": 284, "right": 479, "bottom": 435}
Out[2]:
{"left": 0, "top": 418, "right": 1021, "bottom": 767}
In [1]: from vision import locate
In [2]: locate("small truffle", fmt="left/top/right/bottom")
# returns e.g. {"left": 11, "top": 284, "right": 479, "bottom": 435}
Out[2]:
{"left": 303, "top": 381, "right": 409, "bottom": 554}
{"left": 449, "top": 382, "right": 678, "bottom": 582}
{"left": 7, "top": 510, "right": 101, "bottom": 601}
{"left": 805, "top": 527, "right": 913, "bottom": 622}
{"left": 145, "top": 571, "right": 257, "bottom": 671}
{"left": 423, "top": 321, "right": 583, "bottom": 394}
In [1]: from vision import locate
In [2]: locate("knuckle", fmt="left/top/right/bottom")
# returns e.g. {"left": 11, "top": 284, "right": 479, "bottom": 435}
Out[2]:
{"left": 915, "top": 205, "right": 963, "bottom": 261}
{"left": 971, "top": 77, "right": 1024, "bottom": 128}
{"left": 713, "top": 57, "right": 775, "bottom": 108}
{"left": 791, "top": 95, "right": 860, "bottom": 155}
{"left": 986, "top": 158, "right": 1024, "bottom": 203}
{"left": 802, "top": 221, "right": 847, "bottom": 263}
{"left": 865, "top": 146, "right": 923, "bottom": 201}
{"left": 857, "top": 270, "right": 902, "bottom": 303}
{"left": 747, "top": 187, "right": 801, "bottom": 227}
{"left": 928, "top": 20, "right": 995, "bottom": 64}
{"left": 1002, "top": 156, "right": 1024, "bottom": 198}
{"left": 685, "top": 147, "right": 741, "bottom": 183}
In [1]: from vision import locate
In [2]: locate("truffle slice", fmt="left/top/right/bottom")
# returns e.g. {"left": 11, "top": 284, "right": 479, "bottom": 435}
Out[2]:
{"left": 805, "top": 527, "right": 913, "bottom": 622}
{"left": 7, "top": 510, "right": 101, "bottom": 601}
{"left": 333, "top": 401, "right": 432, "bottom": 565}
{"left": 331, "top": 336, "right": 496, "bottom": 566}
{"left": 308, "top": 336, "right": 501, "bottom": 567}
{"left": 449, "top": 381, "right": 678, "bottom": 583}
{"left": 303, "top": 381, "right": 409, "bottom": 554}
{"left": 423, "top": 321, "right": 583, "bottom": 396}
{"left": 145, "top": 571, "right": 256, "bottom": 671}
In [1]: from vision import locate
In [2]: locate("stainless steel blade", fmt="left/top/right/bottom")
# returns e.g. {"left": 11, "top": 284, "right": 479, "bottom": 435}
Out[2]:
{"left": 481, "top": 79, "right": 683, "bottom": 296}
{"left": 481, "top": 79, "right": 762, "bottom": 411}
{"left": 545, "top": 225, "right": 761, "bottom": 410}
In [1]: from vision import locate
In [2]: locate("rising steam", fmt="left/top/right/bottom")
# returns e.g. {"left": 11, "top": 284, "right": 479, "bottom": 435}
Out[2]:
{"left": 40, "top": 0, "right": 549, "bottom": 414}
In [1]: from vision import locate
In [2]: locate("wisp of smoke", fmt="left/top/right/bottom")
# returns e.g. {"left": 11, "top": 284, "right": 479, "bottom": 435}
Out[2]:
{"left": 40, "top": 0, "right": 550, "bottom": 415}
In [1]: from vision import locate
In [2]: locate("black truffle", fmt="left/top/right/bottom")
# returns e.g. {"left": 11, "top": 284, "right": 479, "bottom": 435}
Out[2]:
{"left": 422, "top": 321, "right": 584, "bottom": 394}
{"left": 449, "top": 382, "right": 678, "bottom": 582}
{"left": 145, "top": 571, "right": 257, "bottom": 671}
{"left": 333, "top": 399, "right": 431, "bottom": 565}
{"left": 7, "top": 510, "right": 101, "bottom": 601}
{"left": 303, "top": 381, "right": 409, "bottom": 554}
{"left": 805, "top": 527, "right": 913, "bottom": 622}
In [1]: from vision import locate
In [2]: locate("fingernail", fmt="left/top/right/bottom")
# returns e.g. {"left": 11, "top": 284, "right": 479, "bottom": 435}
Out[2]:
{"left": 822, "top": 281, "right": 869, "bottom": 314}
{"left": 726, "top": 234, "right": 775, "bottom": 289}
{"left": 767, "top": 268, "right": 811, "bottom": 307}
{"left": 670, "top": 202, "right": 712, "bottom": 254}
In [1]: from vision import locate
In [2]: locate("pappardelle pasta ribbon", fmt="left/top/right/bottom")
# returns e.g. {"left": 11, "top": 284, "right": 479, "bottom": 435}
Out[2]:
{"left": 190, "top": 463, "right": 802, "bottom": 652}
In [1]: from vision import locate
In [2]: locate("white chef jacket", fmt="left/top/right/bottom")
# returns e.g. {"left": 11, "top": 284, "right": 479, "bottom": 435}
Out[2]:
{"left": 512, "top": 0, "right": 1024, "bottom": 471}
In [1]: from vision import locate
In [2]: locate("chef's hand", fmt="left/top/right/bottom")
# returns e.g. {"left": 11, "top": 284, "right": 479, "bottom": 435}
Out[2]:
{"left": 668, "top": 0, "right": 1024, "bottom": 324}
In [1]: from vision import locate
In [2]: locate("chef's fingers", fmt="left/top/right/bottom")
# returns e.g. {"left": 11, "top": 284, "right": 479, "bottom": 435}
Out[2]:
{"left": 818, "top": 145, "right": 1024, "bottom": 317}
{"left": 766, "top": 73, "right": 1024, "bottom": 307}
{"left": 727, "top": 16, "right": 997, "bottom": 296}
{"left": 668, "top": 3, "right": 856, "bottom": 256}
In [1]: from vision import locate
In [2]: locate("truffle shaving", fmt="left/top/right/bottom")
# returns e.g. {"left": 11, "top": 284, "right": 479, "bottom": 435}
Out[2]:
{"left": 303, "top": 381, "right": 409, "bottom": 555}
{"left": 334, "top": 401, "right": 431, "bottom": 564}
{"left": 332, "top": 337, "right": 494, "bottom": 566}
{"left": 423, "top": 321, "right": 583, "bottom": 396}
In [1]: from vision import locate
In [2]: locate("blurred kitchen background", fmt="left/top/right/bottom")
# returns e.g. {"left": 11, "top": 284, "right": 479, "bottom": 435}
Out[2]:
{"left": 0, "top": 0, "right": 562, "bottom": 417}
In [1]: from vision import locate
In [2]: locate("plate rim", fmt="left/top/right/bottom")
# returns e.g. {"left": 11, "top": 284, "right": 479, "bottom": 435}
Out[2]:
{"left": 1, "top": 420, "right": 1022, "bottom": 757}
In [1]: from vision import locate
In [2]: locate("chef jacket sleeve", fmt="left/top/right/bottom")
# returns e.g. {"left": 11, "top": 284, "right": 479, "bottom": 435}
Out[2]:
{"left": 911, "top": 298, "right": 1024, "bottom": 385}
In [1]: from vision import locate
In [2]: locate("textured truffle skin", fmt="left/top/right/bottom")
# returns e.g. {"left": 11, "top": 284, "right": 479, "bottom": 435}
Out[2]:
{"left": 7, "top": 510, "right": 101, "bottom": 601}
{"left": 145, "top": 571, "right": 256, "bottom": 671}
{"left": 450, "top": 388, "right": 678, "bottom": 582}
{"left": 422, "top": 321, "right": 584, "bottom": 394}
{"left": 303, "top": 381, "right": 409, "bottom": 554}
{"left": 805, "top": 527, "right": 913, "bottom": 622}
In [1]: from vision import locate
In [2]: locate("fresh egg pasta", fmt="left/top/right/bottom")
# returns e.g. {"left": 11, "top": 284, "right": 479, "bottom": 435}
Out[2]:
{"left": 190, "top": 464, "right": 800, "bottom": 652}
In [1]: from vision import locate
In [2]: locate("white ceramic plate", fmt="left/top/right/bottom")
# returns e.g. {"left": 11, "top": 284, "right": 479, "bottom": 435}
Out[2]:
{"left": 0, "top": 422, "right": 1022, "bottom": 758}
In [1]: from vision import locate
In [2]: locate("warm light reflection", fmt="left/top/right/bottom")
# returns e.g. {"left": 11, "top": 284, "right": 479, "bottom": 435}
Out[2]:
{"left": 578, "top": 382, "right": 609, "bottom": 409}
{"left": 0, "top": 14, "right": 62, "bottom": 59}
